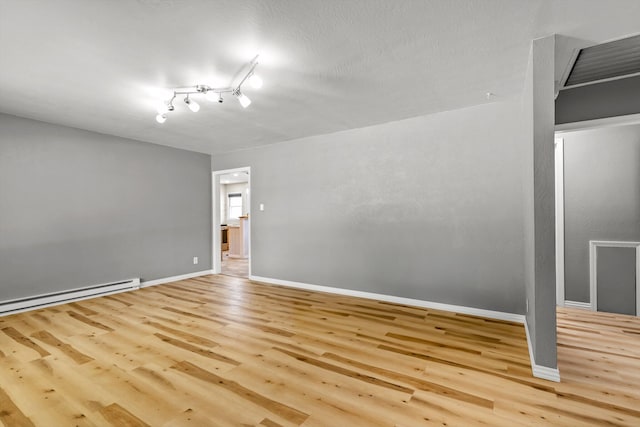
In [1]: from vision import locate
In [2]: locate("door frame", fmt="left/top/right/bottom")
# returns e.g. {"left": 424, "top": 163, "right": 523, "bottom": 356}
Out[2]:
{"left": 212, "top": 167, "right": 251, "bottom": 276}
{"left": 554, "top": 137, "right": 565, "bottom": 306}
{"left": 555, "top": 113, "right": 640, "bottom": 309}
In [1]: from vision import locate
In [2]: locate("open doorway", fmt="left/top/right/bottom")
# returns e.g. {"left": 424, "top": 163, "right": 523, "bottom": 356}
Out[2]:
{"left": 555, "top": 120, "right": 640, "bottom": 315}
{"left": 554, "top": 120, "right": 640, "bottom": 396}
{"left": 212, "top": 167, "right": 250, "bottom": 278}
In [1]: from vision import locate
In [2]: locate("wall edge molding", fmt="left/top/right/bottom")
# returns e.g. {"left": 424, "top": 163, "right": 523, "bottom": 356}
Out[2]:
{"left": 249, "top": 275, "right": 525, "bottom": 323}
{"left": 524, "top": 318, "right": 561, "bottom": 382}
{"left": 140, "top": 270, "right": 214, "bottom": 288}
{"left": 249, "top": 275, "right": 567, "bottom": 381}
{"left": 589, "top": 240, "right": 640, "bottom": 315}
{"left": 532, "top": 364, "right": 561, "bottom": 382}
{"left": 564, "top": 300, "right": 593, "bottom": 310}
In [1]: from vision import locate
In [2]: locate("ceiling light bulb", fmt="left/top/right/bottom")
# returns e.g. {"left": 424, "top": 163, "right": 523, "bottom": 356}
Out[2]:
{"left": 248, "top": 74, "right": 263, "bottom": 89}
{"left": 236, "top": 91, "right": 251, "bottom": 108}
{"left": 155, "top": 114, "right": 167, "bottom": 124}
{"left": 184, "top": 96, "right": 200, "bottom": 112}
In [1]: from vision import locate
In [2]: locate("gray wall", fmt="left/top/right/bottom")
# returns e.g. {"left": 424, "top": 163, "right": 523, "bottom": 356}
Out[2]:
{"left": 0, "top": 113, "right": 212, "bottom": 301}
{"left": 556, "top": 74, "right": 640, "bottom": 124}
{"left": 596, "top": 246, "right": 637, "bottom": 315}
{"left": 563, "top": 124, "right": 640, "bottom": 304}
{"left": 522, "top": 35, "right": 557, "bottom": 369}
{"left": 213, "top": 100, "right": 526, "bottom": 314}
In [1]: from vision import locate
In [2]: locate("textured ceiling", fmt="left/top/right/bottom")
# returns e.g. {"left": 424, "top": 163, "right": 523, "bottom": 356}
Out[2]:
{"left": 1, "top": 0, "right": 640, "bottom": 155}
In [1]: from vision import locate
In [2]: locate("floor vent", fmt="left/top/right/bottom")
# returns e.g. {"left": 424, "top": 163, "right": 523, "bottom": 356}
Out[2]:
{"left": 0, "top": 278, "right": 140, "bottom": 316}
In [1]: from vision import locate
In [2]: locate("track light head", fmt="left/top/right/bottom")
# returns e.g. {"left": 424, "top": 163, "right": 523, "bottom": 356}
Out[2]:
{"left": 234, "top": 89, "right": 251, "bottom": 108}
{"left": 205, "top": 90, "right": 224, "bottom": 103}
{"left": 157, "top": 98, "right": 175, "bottom": 114}
{"left": 155, "top": 114, "right": 167, "bottom": 124}
{"left": 184, "top": 96, "right": 200, "bottom": 112}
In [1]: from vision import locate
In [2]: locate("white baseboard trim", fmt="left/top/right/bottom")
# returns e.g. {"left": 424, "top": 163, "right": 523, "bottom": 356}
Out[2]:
{"left": 524, "top": 318, "right": 561, "bottom": 382}
{"left": 141, "top": 270, "right": 214, "bottom": 288}
{"left": 0, "top": 278, "right": 141, "bottom": 317}
{"left": 249, "top": 275, "right": 525, "bottom": 324}
{"left": 532, "top": 364, "right": 561, "bottom": 382}
{"left": 250, "top": 275, "right": 564, "bottom": 382}
{"left": 564, "top": 300, "right": 593, "bottom": 310}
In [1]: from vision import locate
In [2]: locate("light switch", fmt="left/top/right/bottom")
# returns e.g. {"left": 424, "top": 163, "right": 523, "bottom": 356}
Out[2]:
{"left": 259, "top": 203, "right": 265, "bottom": 211}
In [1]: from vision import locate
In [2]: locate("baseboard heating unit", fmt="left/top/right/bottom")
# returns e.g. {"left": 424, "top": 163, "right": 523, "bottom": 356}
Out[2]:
{"left": 0, "top": 278, "right": 141, "bottom": 316}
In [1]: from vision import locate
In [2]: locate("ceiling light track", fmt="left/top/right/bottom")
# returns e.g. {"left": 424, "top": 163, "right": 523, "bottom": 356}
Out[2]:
{"left": 155, "top": 55, "right": 262, "bottom": 124}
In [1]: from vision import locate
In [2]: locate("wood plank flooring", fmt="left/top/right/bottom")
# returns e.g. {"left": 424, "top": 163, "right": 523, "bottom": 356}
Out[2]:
{"left": 557, "top": 307, "right": 640, "bottom": 408}
{"left": 221, "top": 252, "right": 249, "bottom": 278}
{"left": 0, "top": 275, "right": 638, "bottom": 426}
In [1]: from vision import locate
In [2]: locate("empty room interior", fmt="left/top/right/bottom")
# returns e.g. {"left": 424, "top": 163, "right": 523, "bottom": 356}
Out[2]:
{"left": 2, "top": 1, "right": 640, "bottom": 426}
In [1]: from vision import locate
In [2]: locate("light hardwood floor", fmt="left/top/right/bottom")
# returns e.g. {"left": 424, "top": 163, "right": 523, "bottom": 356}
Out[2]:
{"left": 221, "top": 251, "right": 249, "bottom": 278}
{"left": 557, "top": 307, "right": 640, "bottom": 410}
{"left": 0, "top": 276, "right": 639, "bottom": 426}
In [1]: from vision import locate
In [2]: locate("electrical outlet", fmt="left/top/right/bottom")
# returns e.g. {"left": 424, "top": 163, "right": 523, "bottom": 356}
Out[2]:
{"left": 193, "top": 256, "right": 198, "bottom": 265}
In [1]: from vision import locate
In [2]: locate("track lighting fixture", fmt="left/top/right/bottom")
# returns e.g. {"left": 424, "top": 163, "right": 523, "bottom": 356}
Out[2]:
{"left": 157, "top": 101, "right": 174, "bottom": 115}
{"left": 154, "top": 55, "right": 262, "bottom": 123}
{"left": 184, "top": 95, "right": 200, "bottom": 112}
{"left": 155, "top": 102, "right": 174, "bottom": 122}
{"left": 234, "top": 89, "right": 251, "bottom": 108}
{"left": 205, "top": 90, "right": 224, "bottom": 103}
